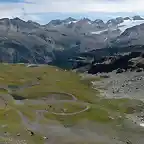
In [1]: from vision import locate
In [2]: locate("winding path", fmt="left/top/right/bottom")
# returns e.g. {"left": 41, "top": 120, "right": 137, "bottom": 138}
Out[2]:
{"left": 0, "top": 80, "right": 91, "bottom": 134}
{"left": 51, "top": 105, "right": 90, "bottom": 116}
{"left": 14, "top": 92, "right": 91, "bottom": 133}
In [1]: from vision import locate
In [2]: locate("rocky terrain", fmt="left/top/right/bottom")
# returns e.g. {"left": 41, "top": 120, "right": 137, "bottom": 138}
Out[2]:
{"left": 92, "top": 71, "right": 144, "bottom": 99}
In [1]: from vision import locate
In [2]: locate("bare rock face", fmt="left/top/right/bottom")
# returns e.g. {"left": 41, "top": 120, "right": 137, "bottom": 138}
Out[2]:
{"left": 133, "top": 15, "right": 144, "bottom": 20}
{"left": 92, "top": 19, "right": 106, "bottom": 29}
{"left": 84, "top": 52, "right": 144, "bottom": 74}
{"left": 124, "top": 17, "right": 131, "bottom": 20}
{"left": 116, "top": 17, "right": 124, "bottom": 24}
{"left": 116, "top": 68, "right": 125, "bottom": 74}
{"left": 0, "top": 18, "right": 55, "bottom": 64}
{"left": 107, "top": 19, "right": 118, "bottom": 26}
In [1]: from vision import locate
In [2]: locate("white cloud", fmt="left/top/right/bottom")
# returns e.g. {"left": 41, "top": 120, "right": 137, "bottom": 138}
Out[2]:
{"left": 23, "top": 0, "right": 144, "bottom": 13}
{"left": 0, "top": 0, "right": 144, "bottom": 22}
{"left": 0, "top": 3, "right": 23, "bottom": 18}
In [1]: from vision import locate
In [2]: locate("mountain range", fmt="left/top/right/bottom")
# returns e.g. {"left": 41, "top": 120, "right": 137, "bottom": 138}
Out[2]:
{"left": 0, "top": 15, "right": 144, "bottom": 68}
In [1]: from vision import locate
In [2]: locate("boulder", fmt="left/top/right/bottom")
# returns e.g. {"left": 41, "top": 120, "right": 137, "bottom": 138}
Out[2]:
{"left": 116, "top": 68, "right": 125, "bottom": 74}
{"left": 136, "top": 68, "right": 143, "bottom": 72}
{"left": 27, "top": 130, "right": 35, "bottom": 136}
{"left": 17, "top": 133, "right": 20, "bottom": 136}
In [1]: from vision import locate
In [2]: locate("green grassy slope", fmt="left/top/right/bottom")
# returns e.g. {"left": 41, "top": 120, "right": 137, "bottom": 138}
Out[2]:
{"left": 0, "top": 63, "right": 143, "bottom": 144}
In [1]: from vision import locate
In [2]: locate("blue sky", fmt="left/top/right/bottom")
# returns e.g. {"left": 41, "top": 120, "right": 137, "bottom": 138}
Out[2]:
{"left": 0, "top": 0, "right": 24, "bottom": 3}
{"left": 0, "top": 0, "right": 144, "bottom": 24}
{"left": 0, "top": 0, "right": 19, "bottom": 2}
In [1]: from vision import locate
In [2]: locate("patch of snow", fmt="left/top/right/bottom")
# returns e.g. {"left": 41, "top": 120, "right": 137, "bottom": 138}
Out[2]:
{"left": 90, "top": 26, "right": 117, "bottom": 35}
{"left": 91, "top": 20, "right": 144, "bottom": 35}
{"left": 73, "top": 20, "right": 77, "bottom": 23}
{"left": 67, "top": 20, "right": 77, "bottom": 24}
{"left": 88, "top": 21, "right": 92, "bottom": 25}
{"left": 14, "top": 100, "right": 24, "bottom": 105}
{"left": 104, "top": 37, "right": 108, "bottom": 41}
{"left": 140, "top": 123, "right": 144, "bottom": 127}
{"left": 90, "top": 29, "right": 108, "bottom": 34}
{"left": 118, "top": 20, "right": 144, "bottom": 33}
